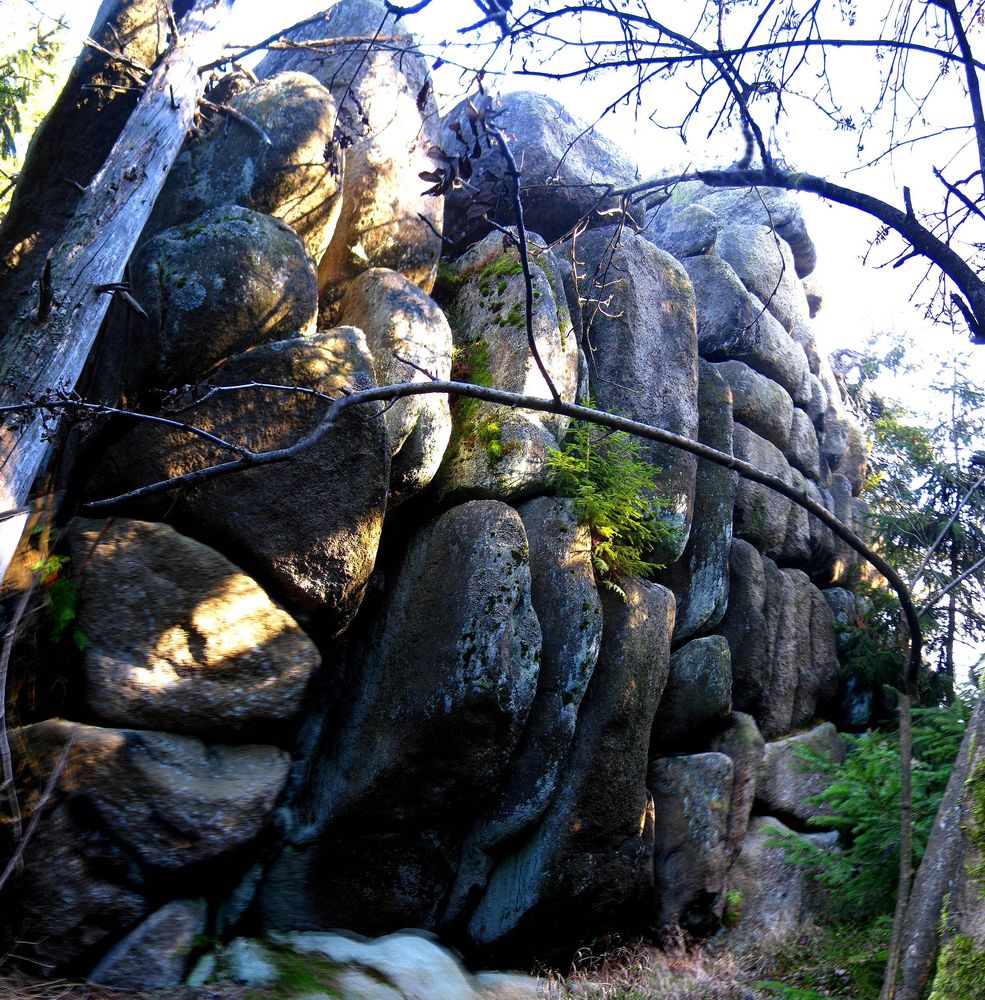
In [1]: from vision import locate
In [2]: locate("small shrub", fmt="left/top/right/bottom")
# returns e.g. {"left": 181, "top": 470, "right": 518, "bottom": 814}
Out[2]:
{"left": 547, "top": 420, "right": 674, "bottom": 594}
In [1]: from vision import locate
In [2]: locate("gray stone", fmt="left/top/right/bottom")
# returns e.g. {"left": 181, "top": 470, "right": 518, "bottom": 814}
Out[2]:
{"left": 685, "top": 254, "right": 811, "bottom": 404}
{"left": 714, "top": 223, "right": 810, "bottom": 334}
{"left": 693, "top": 187, "right": 817, "bottom": 278}
{"left": 441, "top": 91, "right": 639, "bottom": 252}
{"left": 757, "top": 722, "right": 847, "bottom": 827}
{"left": 725, "top": 817, "right": 813, "bottom": 948}
{"left": 641, "top": 202, "right": 720, "bottom": 260}
{"left": 338, "top": 268, "right": 452, "bottom": 501}
{"left": 90, "top": 899, "right": 206, "bottom": 988}
{"left": 222, "top": 938, "right": 280, "bottom": 986}
{"left": 714, "top": 360, "right": 793, "bottom": 451}
{"left": 102, "top": 206, "right": 317, "bottom": 403}
{"left": 655, "top": 362, "right": 735, "bottom": 642}
{"left": 284, "top": 930, "right": 478, "bottom": 1000}
{"left": 721, "top": 540, "right": 840, "bottom": 739}
{"left": 257, "top": 0, "right": 443, "bottom": 314}
{"left": 649, "top": 753, "right": 733, "bottom": 932}
{"left": 467, "top": 578, "right": 675, "bottom": 954}
{"left": 732, "top": 423, "right": 794, "bottom": 563}
{"left": 577, "top": 226, "right": 699, "bottom": 563}
{"left": 709, "top": 712, "right": 766, "bottom": 859}
{"left": 444, "top": 498, "right": 603, "bottom": 923}
{"left": 11, "top": 719, "right": 289, "bottom": 871}
{"left": 335, "top": 970, "right": 403, "bottom": 999}
{"left": 651, "top": 636, "right": 732, "bottom": 747}
{"left": 88, "top": 329, "right": 389, "bottom": 631}
{"left": 783, "top": 468, "right": 814, "bottom": 568}
{"left": 475, "top": 972, "right": 546, "bottom": 998}
{"left": 823, "top": 587, "right": 857, "bottom": 626}
{"left": 258, "top": 502, "right": 540, "bottom": 934}
{"left": 434, "top": 232, "right": 578, "bottom": 504}
{"left": 148, "top": 72, "right": 342, "bottom": 260}
{"left": 791, "top": 317, "right": 823, "bottom": 377}
{"left": 785, "top": 407, "right": 822, "bottom": 482}
{"left": 71, "top": 518, "right": 319, "bottom": 737}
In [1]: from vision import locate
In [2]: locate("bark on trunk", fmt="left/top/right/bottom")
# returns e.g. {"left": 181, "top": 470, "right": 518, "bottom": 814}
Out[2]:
{"left": 0, "top": 0, "right": 234, "bottom": 587}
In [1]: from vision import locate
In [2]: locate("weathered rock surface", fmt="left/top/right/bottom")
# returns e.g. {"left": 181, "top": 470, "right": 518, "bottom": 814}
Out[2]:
{"left": 785, "top": 407, "right": 823, "bottom": 482}
{"left": 442, "top": 91, "right": 638, "bottom": 252}
{"left": 12, "top": 719, "right": 290, "bottom": 871}
{"left": 97, "top": 206, "right": 317, "bottom": 403}
{"left": 649, "top": 753, "right": 733, "bottom": 932}
{"left": 90, "top": 899, "right": 206, "bottom": 988}
{"left": 257, "top": 0, "right": 443, "bottom": 313}
{"left": 87, "top": 328, "right": 389, "bottom": 630}
{"left": 577, "top": 227, "right": 699, "bottom": 563}
{"left": 714, "top": 360, "right": 793, "bottom": 451}
{"left": 709, "top": 712, "right": 766, "bottom": 858}
{"left": 71, "top": 518, "right": 319, "bottom": 736}
{"left": 148, "top": 72, "right": 342, "bottom": 260}
{"left": 655, "top": 362, "right": 736, "bottom": 642}
{"left": 721, "top": 540, "right": 840, "bottom": 739}
{"left": 651, "top": 636, "right": 732, "bottom": 748}
{"left": 258, "top": 501, "right": 541, "bottom": 934}
{"left": 444, "top": 498, "right": 603, "bottom": 923}
{"left": 433, "top": 233, "right": 577, "bottom": 504}
{"left": 641, "top": 202, "right": 720, "bottom": 260}
{"left": 685, "top": 254, "right": 810, "bottom": 404}
{"left": 725, "top": 817, "right": 814, "bottom": 948}
{"left": 732, "top": 423, "right": 794, "bottom": 563}
{"left": 467, "top": 578, "right": 675, "bottom": 957}
{"left": 757, "top": 722, "right": 846, "bottom": 827}
{"left": 338, "top": 268, "right": 452, "bottom": 499}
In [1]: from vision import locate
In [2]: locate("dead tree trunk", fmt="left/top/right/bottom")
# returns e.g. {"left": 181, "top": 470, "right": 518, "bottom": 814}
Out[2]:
{"left": 0, "top": 0, "right": 235, "bottom": 587}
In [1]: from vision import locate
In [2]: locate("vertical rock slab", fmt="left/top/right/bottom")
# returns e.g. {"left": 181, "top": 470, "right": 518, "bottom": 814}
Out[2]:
{"left": 257, "top": 501, "right": 541, "bottom": 935}
{"left": 710, "top": 712, "right": 766, "bottom": 859}
{"left": 655, "top": 362, "right": 735, "bottom": 641}
{"left": 648, "top": 753, "right": 733, "bottom": 933}
{"left": 147, "top": 72, "right": 343, "bottom": 260}
{"left": 443, "top": 498, "right": 603, "bottom": 923}
{"left": 577, "top": 227, "right": 699, "bottom": 564}
{"left": 85, "top": 328, "right": 389, "bottom": 632}
{"left": 732, "top": 424, "right": 793, "bottom": 563}
{"left": 70, "top": 518, "right": 320, "bottom": 737}
{"left": 256, "top": 0, "right": 443, "bottom": 313}
{"left": 433, "top": 232, "right": 577, "bottom": 503}
{"left": 338, "top": 268, "right": 452, "bottom": 500}
{"left": 714, "top": 360, "right": 794, "bottom": 451}
{"left": 466, "top": 578, "right": 675, "bottom": 959}
{"left": 651, "top": 635, "right": 732, "bottom": 748}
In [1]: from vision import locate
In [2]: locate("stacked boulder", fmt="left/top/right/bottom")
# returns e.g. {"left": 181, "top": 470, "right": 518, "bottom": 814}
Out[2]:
{"left": 2, "top": 0, "right": 873, "bottom": 986}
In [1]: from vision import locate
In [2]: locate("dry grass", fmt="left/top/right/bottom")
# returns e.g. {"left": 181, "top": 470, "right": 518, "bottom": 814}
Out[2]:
{"left": 0, "top": 970, "right": 251, "bottom": 1000}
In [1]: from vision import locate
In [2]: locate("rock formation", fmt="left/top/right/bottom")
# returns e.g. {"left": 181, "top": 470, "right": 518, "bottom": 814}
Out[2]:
{"left": 1, "top": 0, "right": 882, "bottom": 987}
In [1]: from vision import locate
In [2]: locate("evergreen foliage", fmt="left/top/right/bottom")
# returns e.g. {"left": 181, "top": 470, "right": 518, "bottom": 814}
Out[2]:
{"left": 547, "top": 420, "right": 673, "bottom": 594}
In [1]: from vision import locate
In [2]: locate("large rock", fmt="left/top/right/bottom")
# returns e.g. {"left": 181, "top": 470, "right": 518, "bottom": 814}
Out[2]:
{"left": 685, "top": 254, "right": 810, "bottom": 405}
{"left": 442, "top": 91, "right": 639, "bottom": 252}
{"left": 720, "top": 540, "right": 840, "bottom": 739}
{"left": 148, "top": 72, "right": 342, "bottom": 260}
{"left": 641, "top": 202, "right": 720, "bottom": 261}
{"left": 96, "top": 206, "right": 317, "bottom": 404}
{"left": 709, "top": 712, "right": 766, "bottom": 858}
{"left": 258, "top": 501, "right": 541, "bottom": 934}
{"left": 714, "top": 223, "right": 810, "bottom": 334}
{"left": 649, "top": 753, "right": 733, "bottom": 933}
{"left": 714, "top": 360, "right": 793, "bottom": 451}
{"left": 725, "top": 817, "right": 814, "bottom": 948}
{"left": 785, "top": 407, "right": 823, "bottom": 482}
{"left": 87, "top": 328, "right": 389, "bottom": 631}
{"left": 655, "top": 362, "right": 735, "bottom": 641}
{"left": 70, "top": 518, "right": 319, "bottom": 737}
{"left": 757, "top": 722, "right": 846, "bottom": 827}
{"left": 444, "top": 498, "right": 603, "bottom": 924}
{"left": 433, "top": 232, "right": 578, "bottom": 504}
{"left": 651, "top": 635, "right": 732, "bottom": 748}
{"left": 466, "top": 578, "right": 675, "bottom": 958}
{"left": 732, "top": 423, "right": 794, "bottom": 563}
{"left": 90, "top": 899, "right": 206, "bottom": 988}
{"left": 11, "top": 719, "right": 290, "bottom": 872}
{"left": 577, "top": 227, "right": 699, "bottom": 563}
{"left": 338, "top": 268, "right": 452, "bottom": 500}
{"left": 257, "top": 0, "right": 443, "bottom": 313}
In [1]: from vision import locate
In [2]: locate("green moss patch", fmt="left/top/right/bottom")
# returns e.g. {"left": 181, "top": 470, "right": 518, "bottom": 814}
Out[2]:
{"left": 245, "top": 945, "right": 341, "bottom": 1000}
{"left": 928, "top": 934, "right": 985, "bottom": 1000}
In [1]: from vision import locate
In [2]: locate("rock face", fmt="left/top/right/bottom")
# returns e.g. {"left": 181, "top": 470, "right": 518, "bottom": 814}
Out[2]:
{"left": 652, "top": 636, "right": 732, "bottom": 748}
{"left": 87, "top": 329, "right": 389, "bottom": 631}
{"left": 256, "top": 0, "right": 443, "bottom": 313}
{"left": 148, "top": 72, "right": 343, "bottom": 260}
{"left": 258, "top": 501, "right": 541, "bottom": 934}
{"left": 577, "top": 227, "right": 699, "bottom": 563}
{"left": 71, "top": 518, "right": 319, "bottom": 736}
{"left": 442, "top": 91, "right": 639, "bottom": 252}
